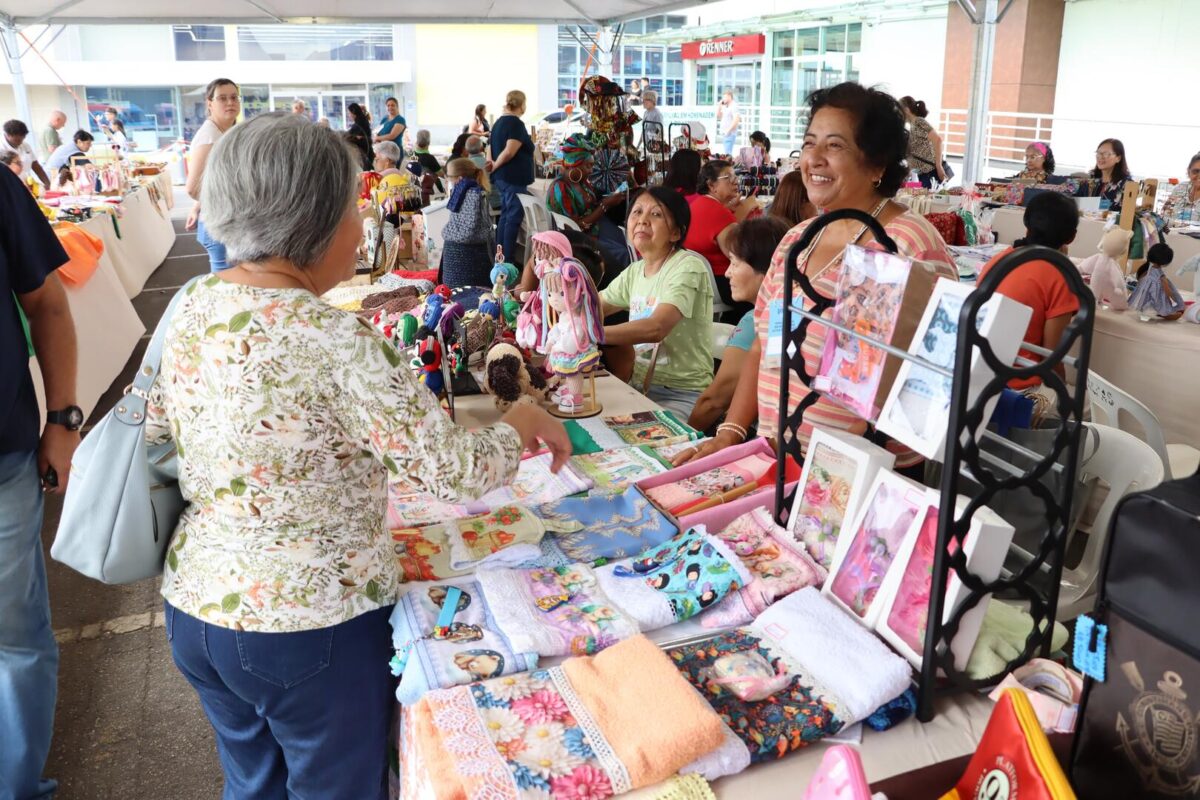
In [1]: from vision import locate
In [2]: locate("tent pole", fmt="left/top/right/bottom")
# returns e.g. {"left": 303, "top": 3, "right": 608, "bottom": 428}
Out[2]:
{"left": 960, "top": 0, "right": 998, "bottom": 186}
{"left": 1, "top": 16, "right": 33, "bottom": 126}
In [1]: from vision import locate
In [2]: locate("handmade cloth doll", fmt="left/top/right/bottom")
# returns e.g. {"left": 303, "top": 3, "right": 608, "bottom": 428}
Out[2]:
{"left": 1129, "top": 243, "right": 1185, "bottom": 321}
{"left": 483, "top": 341, "right": 550, "bottom": 411}
{"left": 537, "top": 256, "right": 604, "bottom": 413}
{"left": 416, "top": 336, "right": 444, "bottom": 395}
{"left": 490, "top": 258, "right": 519, "bottom": 303}
{"left": 1077, "top": 226, "right": 1130, "bottom": 310}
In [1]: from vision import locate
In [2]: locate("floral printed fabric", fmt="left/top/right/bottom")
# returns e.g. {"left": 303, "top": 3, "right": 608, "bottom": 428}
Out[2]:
{"left": 668, "top": 629, "right": 844, "bottom": 764}
{"left": 644, "top": 453, "right": 775, "bottom": 514}
{"left": 144, "top": 279, "right": 522, "bottom": 633}
{"left": 478, "top": 564, "right": 639, "bottom": 657}
{"left": 390, "top": 576, "right": 536, "bottom": 705}
{"left": 537, "top": 488, "right": 678, "bottom": 564}
{"left": 569, "top": 446, "right": 668, "bottom": 496}
{"left": 715, "top": 507, "right": 826, "bottom": 606}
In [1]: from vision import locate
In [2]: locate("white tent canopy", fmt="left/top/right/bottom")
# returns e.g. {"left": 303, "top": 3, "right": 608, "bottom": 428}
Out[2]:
{"left": 0, "top": 0, "right": 707, "bottom": 26}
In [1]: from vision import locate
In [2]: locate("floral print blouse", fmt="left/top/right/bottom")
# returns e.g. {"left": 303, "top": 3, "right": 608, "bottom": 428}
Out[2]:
{"left": 145, "top": 277, "right": 522, "bottom": 632}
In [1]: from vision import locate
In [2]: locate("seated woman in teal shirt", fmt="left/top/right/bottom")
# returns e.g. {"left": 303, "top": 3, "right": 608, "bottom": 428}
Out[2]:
{"left": 687, "top": 216, "right": 791, "bottom": 433}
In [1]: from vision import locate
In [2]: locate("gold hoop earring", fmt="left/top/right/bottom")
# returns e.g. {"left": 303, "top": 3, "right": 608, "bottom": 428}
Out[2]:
{"left": 873, "top": 177, "right": 883, "bottom": 189}
{"left": 567, "top": 167, "right": 584, "bottom": 183}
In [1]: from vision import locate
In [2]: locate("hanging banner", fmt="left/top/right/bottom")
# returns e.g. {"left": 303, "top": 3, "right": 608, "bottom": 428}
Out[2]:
{"left": 681, "top": 34, "right": 766, "bottom": 60}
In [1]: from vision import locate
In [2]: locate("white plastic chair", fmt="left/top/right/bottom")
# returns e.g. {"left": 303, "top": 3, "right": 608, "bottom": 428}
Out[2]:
{"left": 516, "top": 193, "right": 553, "bottom": 263}
{"left": 551, "top": 212, "right": 581, "bottom": 232}
{"left": 688, "top": 250, "right": 731, "bottom": 321}
{"left": 1087, "top": 371, "right": 1200, "bottom": 480}
{"left": 712, "top": 322, "right": 736, "bottom": 355}
{"left": 421, "top": 201, "right": 450, "bottom": 271}
{"left": 1055, "top": 423, "right": 1164, "bottom": 620}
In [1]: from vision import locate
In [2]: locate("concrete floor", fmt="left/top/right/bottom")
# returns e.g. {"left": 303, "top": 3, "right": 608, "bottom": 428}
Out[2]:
{"left": 41, "top": 212, "right": 224, "bottom": 799}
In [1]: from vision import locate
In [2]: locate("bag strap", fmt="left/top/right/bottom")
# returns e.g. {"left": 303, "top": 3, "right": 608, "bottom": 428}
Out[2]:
{"left": 114, "top": 275, "right": 205, "bottom": 427}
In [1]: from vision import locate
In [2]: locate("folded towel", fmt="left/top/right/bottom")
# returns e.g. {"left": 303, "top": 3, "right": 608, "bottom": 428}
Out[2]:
{"left": 715, "top": 507, "right": 826, "bottom": 605}
{"left": 471, "top": 452, "right": 594, "bottom": 513}
{"left": 477, "top": 564, "right": 640, "bottom": 657}
{"left": 538, "top": 487, "right": 678, "bottom": 564}
{"left": 565, "top": 417, "right": 630, "bottom": 454}
{"left": 752, "top": 588, "right": 912, "bottom": 723}
{"left": 390, "top": 576, "right": 536, "bottom": 705}
{"left": 401, "top": 635, "right": 727, "bottom": 799}
{"left": 595, "top": 561, "right": 677, "bottom": 631}
{"left": 603, "top": 410, "right": 702, "bottom": 448}
{"left": 444, "top": 505, "right": 546, "bottom": 571}
{"left": 678, "top": 711, "right": 752, "bottom": 782}
{"left": 618, "top": 775, "right": 717, "bottom": 800}
{"left": 645, "top": 453, "right": 776, "bottom": 514}
{"left": 570, "top": 445, "right": 669, "bottom": 496}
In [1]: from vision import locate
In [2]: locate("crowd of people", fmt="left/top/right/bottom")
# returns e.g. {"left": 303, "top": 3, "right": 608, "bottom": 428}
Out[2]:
{"left": 5, "top": 69, "right": 1200, "bottom": 799}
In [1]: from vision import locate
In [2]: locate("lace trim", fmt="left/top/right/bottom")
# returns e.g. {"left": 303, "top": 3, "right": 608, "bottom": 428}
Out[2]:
{"left": 547, "top": 666, "right": 632, "bottom": 795}
{"left": 427, "top": 688, "right": 520, "bottom": 799}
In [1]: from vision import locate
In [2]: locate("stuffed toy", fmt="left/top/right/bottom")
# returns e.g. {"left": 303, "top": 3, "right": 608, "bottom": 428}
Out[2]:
{"left": 1129, "top": 243, "right": 1185, "bottom": 321}
{"left": 1078, "top": 227, "right": 1131, "bottom": 310}
{"left": 483, "top": 342, "right": 550, "bottom": 411}
{"left": 417, "top": 336, "right": 444, "bottom": 396}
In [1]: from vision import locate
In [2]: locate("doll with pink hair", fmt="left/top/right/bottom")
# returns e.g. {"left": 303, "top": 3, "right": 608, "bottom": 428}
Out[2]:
{"left": 537, "top": 257, "right": 604, "bottom": 414}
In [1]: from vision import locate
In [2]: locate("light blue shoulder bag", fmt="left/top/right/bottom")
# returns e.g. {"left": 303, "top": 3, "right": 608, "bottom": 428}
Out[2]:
{"left": 52, "top": 276, "right": 202, "bottom": 584}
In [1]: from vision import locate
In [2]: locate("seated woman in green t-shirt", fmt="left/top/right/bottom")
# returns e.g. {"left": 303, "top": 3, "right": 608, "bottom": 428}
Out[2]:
{"left": 687, "top": 216, "right": 791, "bottom": 433}
{"left": 600, "top": 187, "right": 714, "bottom": 418}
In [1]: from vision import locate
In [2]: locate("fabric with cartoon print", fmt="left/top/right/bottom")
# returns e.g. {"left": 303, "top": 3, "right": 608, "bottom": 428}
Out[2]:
{"left": 610, "top": 527, "right": 751, "bottom": 622}
{"left": 536, "top": 488, "right": 678, "bottom": 564}
{"left": 602, "top": 410, "right": 702, "bottom": 448}
{"left": 667, "top": 629, "right": 845, "bottom": 764}
{"left": 392, "top": 505, "right": 544, "bottom": 581}
{"left": 477, "top": 564, "right": 640, "bottom": 658}
{"left": 644, "top": 453, "right": 776, "bottom": 514}
{"left": 569, "top": 445, "right": 669, "bottom": 496}
{"left": 390, "top": 575, "right": 536, "bottom": 705}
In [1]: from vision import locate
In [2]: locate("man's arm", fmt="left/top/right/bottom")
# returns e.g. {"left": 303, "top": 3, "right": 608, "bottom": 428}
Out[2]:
{"left": 32, "top": 159, "right": 50, "bottom": 188}
{"left": 18, "top": 273, "right": 79, "bottom": 492}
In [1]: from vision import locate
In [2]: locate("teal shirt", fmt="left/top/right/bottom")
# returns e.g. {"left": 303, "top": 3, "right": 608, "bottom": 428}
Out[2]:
{"left": 727, "top": 309, "right": 756, "bottom": 352}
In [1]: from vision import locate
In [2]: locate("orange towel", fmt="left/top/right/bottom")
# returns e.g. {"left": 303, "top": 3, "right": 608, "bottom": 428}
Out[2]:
{"left": 54, "top": 223, "right": 104, "bottom": 287}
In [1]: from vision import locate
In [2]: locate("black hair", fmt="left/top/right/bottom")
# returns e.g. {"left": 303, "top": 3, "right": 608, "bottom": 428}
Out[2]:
{"left": 450, "top": 132, "right": 470, "bottom": 160}
{"left": 807, "top": 82, "right": 910, "bottom": 197}
{"left": 1091, "top": 138, "right": 1131, "bottom": 182}
{"left": 628, "top": 186, "right": 692, "bottom": 245}
{"left": 561, "top": 228, "right": 606, "bottom": 287}
{"left": 73, "top": 129, "right": 94, "bottom": 144}
{"left": 386, "top": 96, "right": 399, "bottom": 105}
{"left": 663, "top": 149, "right": 702, "bottom": 195}
{"left": 727, "top": 216, "right": 792, "bottom": 274}
{"left": 697, "top": 159, "right": 733, "bottom": 196}
{"left": 749, "top": 130, "right": 770, "bottom": 154}
{"left": 1138, "top": 243, "right": 1175, "bottom": 279}
{"left": 347, "top": 102, "right": 370, "bottom": 127}
{"left": 3, "top": 119, "right": 29, "bottom": 137}
{"left": 899, "top": 96, "right": 929, "bottom": 118}
{"left": 1014, "top": 191, "right": 1079, "bottom": 250}
{"left": 1188, "top": 153, "right": 1200, "bottom": 173}
{"left": 1040, "top": 144, "right": 1056, "bottom": 175}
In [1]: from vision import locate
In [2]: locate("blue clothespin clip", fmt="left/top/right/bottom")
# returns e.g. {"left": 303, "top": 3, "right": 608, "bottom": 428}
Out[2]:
{"left": 1074, "top": 614, "right": 1107, "bottom": 682}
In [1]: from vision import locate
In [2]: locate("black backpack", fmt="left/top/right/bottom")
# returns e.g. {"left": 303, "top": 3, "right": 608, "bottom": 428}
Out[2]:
{"left": 1071, "top": 472, "right": 1200, "bottom": 798}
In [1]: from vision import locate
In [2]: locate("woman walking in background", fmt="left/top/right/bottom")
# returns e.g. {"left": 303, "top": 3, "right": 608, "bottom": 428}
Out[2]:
{"left": 899, "top": 96, "right": 945, "bottom": 188}
{"left": 186, "top": 78, "right": 241, "bottom": 272}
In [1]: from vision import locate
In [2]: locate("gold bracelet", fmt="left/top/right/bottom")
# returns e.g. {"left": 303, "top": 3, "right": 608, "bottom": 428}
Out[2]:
{"left": 716, "top": 422, "right": 748, "bottom": 442}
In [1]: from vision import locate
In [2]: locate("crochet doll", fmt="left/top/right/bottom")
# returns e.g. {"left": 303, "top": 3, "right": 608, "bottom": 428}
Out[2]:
{"left": 1129, "top": 243, "right": 1185, "bottom": 321}
{"left": 1078, "top": 227, "right": 1131, "bottom": 310}
{"left": 537, "top": 257, "right": 604, "bottom": 414}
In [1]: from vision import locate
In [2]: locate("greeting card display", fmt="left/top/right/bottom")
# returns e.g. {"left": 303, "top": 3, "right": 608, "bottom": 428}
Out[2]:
{"left": 787, "top": 427, "right": 896, "bottom": 570}
{"left": 875, "top": 491, "right": 1015, "bottom": 671}
{"left": 877, "top": 278, "right": 1033, "bottom": 461}
{"left": 823, "top": 470, "right": 928, "bottom": 628}
{"left": 814, "top": 245, "right": 912, "bottom": 420}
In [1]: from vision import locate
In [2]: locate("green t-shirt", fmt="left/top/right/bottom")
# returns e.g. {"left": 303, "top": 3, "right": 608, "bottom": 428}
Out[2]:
{"left": 602, "top": 249, "right": 714, "bottom": 392}
{"left": 40, "top": 126, "right": 61, "bottom": 159}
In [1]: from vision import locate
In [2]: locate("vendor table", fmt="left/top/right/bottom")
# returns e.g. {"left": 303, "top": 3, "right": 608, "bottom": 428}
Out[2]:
{"left": 82, "top": 181, "right": 177, "bottom": 298}
{"left": 453, "top": 371, "right": 994, "bottom": 795}
{"left": 1088, "top": 308, "right": 1199, "bottom": 447}
{"left": 988, "top": 206, "right": 1200, "bottom": 284}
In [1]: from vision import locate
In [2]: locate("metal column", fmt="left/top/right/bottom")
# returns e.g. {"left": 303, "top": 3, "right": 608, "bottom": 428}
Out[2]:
{"left": 959, "top": 0, "right": 996, "bottom": 186}
{"left": 1, "top": 15, "right": 33, "bottom": 125}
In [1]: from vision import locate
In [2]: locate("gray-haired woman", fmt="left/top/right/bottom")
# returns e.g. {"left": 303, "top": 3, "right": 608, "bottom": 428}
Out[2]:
{"left": 372, "top": 139, "right": 403, "bottom": 176}
{"left": 144, "top": 113, "right": 568, "bottom": 799}
{"left": 413, "top": 128, "right": 444, "bottom": 194}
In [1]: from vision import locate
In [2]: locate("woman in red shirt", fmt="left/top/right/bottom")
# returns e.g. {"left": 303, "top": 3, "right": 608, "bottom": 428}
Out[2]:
{"left": 685, "top": 159, "right": 759, "bottom": 321}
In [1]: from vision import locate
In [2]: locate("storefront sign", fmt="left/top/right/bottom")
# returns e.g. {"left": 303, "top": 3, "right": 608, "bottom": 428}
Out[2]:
{"left": 681, "top": 34, "right": 765, "bottom": 60}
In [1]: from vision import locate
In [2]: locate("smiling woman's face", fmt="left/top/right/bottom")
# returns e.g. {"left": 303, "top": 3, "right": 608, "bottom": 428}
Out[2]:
{"left": 800, "top": 106, "right": 881, "bottom": 210}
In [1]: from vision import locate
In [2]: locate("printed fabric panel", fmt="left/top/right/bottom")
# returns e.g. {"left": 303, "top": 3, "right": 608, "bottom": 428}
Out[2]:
{"left": 537, "top": 488, "right": 679, "bottom": 565}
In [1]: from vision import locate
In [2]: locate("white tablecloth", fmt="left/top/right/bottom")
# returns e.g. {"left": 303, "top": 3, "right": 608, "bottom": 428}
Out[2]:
{"left": 82, "top": 183, "right": 176, "bottom": 298}
{"left": 451, "top": 372, "right": 658, "bottom": 429}
{"left": 1088, "top": 308, "right": 1200, "bottom": 447}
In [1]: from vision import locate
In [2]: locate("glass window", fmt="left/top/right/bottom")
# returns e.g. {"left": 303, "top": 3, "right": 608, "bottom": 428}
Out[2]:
{"left": 241, "top": 85, "right": 270, "bottom": 122}
{"left": 558, "top": 78, "right": 578, "bottom": 109}
{"left": 773, "top": 31, "right": 795, "bottom": 59}
{"left": 369, "top": 85, "right": 398, "bottom": 124}
{"left": 666, "top": 45, "right": 683, "bottom": 77}
{"left": 695, "top": 64, "right": 714, "bottom": 105}
{"left": 645, "top": 48, "right": 664, "bottom": 76}
{"left": 622, "top": 46, "right": 646, "bottom": 76}
{"left": 848, "top": 24, "right": 862, "bottom": 52}
{"left": 173, "top": 25, "right": 225, "bottom": 61}
{"left": 85, "top": 86, "right": 178, "bottom": 149}
{"left": 237, "top": 25, "right": 392, "bottom": 61}
{"left": 797, "top": 28, "right": 820, "bottom": 56}
{"left": 664, "top": 79, "right": 683, "bottom": 106}
{"left": 772, "top": 60, "right": 794, "bottom": 106}
{"left": 825, "top": 25, "right": 847, "bottom": 55}
{"left": 559, "top": 44, "right": 578, "bottom": 75}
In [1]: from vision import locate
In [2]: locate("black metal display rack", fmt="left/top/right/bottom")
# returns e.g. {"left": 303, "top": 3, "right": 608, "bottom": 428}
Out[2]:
{"left": 771, "top": 209, "right": 1096, "bottom": 722}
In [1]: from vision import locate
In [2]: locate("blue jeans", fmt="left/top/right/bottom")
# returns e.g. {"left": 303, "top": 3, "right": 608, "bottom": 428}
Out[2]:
{"left": 0, "top": 451, "right": 58, "bottom": 800}
{"left": 722, "top": 132, "right": 737, "bottom": 156}
{"left": 166, "top": 602, "right": 394, "bottom": 800}
{"left": 493, "top": 178, "right": 531, "bottom": 264}
{"left": 647, "top": 384, "right": 703, "bottom": 420}
{"left": 196, "top": 218, "right": 230, "bottom": 272}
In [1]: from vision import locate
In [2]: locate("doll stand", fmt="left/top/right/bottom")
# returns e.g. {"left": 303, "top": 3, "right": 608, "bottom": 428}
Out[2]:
{"left": 547, "top": 371, "right": 603, "bottom": 419}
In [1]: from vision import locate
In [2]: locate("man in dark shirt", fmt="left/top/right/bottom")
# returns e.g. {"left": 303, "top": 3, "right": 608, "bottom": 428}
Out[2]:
{"left": 0, "top": 165, "right": 79, "bottom": 799}
{"left": 486, "top": 90, "right": 535, "bottom": 264}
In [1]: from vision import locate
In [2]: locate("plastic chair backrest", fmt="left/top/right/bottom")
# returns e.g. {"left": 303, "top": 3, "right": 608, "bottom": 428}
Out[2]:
{"left": 689, "top": 250, "right": 731, "bottom": 316}
{"left": 712, "top": 322, "right": 736, "bottom": 355}
{"left": 518, "top": 193, "right": 552, "bottom": 235}
{"left": 1059, "top": 423, "right": 1164, "bottom": 618}
{"left": 551, "top": 212, "right": 581, "bottom": 232}
{"left": 1086, "top": 371, "right": 1172, "bottom": 479}
{"left": 421, "top": 201, "right": 450, "bottom": 268}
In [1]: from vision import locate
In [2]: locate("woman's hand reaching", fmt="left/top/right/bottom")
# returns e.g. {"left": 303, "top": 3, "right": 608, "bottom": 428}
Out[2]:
{"left": 670, "top": 428, "right": 743, "bottom": 467}
{"left": 501, "top": 403, "right": 571, "bottom": 472}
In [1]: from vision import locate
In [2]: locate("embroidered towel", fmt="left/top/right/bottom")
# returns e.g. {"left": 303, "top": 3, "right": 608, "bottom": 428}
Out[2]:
{"left": 644, "top": 453, "right": 776, "bottom": 515}
{"left": 477, "top": 564, "right": 640, "bottom": 657}
{"left": 570, "top": 446, "right": 669, "bottom": 496}
{"left": 603, "top": 410, "right": 702, "bottom": 448}
{"left": 401, "top": 635, "right": 727, "bottom": 800}
{"left": 389, "top": 576, "right": 536, "bottom": 705}
{"left": 445, "top": 505, "right": 546, "bottom": 571}
{"left": 537, "top": 488, "right": 678, "bottom": 564}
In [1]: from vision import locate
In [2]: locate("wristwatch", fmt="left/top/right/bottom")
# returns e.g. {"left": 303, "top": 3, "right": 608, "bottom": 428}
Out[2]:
{"left": 47, "top": 405, "right": 84, "bottom": 431}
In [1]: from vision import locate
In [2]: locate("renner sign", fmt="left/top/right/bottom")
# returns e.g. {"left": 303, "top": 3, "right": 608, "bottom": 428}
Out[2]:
{"left": 681, "top": 34, "right": 766, "bottom": 60}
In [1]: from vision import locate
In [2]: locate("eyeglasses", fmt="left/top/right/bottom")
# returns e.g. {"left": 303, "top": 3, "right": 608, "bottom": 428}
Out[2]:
{"left": 212, "top": 94, "right": 241, "bottom": 104}
{"left": 715, "top": 174, "right": 737, "bottom": 182}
